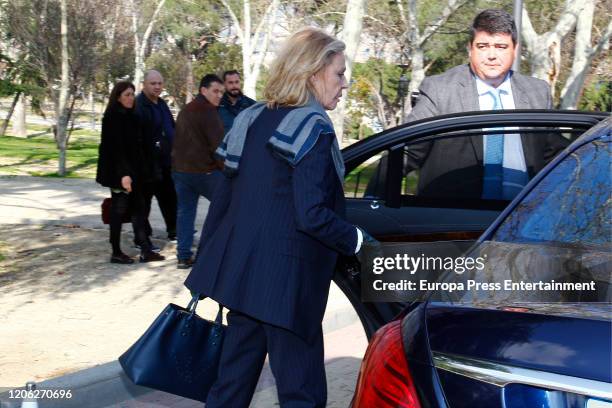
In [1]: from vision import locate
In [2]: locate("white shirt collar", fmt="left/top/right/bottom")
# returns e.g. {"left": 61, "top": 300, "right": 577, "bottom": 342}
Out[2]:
{"left": 475, "top": 71, "right": 513, "bottom": 96}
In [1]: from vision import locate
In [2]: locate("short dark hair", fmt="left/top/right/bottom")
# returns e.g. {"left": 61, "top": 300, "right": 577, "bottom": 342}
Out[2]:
{"left": 470, "top": 9, "right": 517, "bottom": 45}
{"left": 222, "top": 70, "right": 240, "bottom": 81}
{"left": 105, "top": 81, "right": 135, "bottom": 114}
{"left": 199, "top": 74, "right": 223, "bottom": 89}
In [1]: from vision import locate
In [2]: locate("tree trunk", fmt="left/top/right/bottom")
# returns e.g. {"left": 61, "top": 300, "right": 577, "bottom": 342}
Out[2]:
{"left": 525, "top": 33, "right": 563, "bottom": 92}
{"left": 406, "top": 48, "right": 424, "bottom": 117}
{"left": 131, "top": 0, "right": 143, "bottom": 87}
{"left": 248, "top": 0, "right": 279, "bottom": 99}
{"left": 185, "top": 56, "right": 194, "bottom": 104}
{"left": 371, "top": 83, "right": 389, "bottom": 129}
{"left": 330, "top": 0, "right": 366, "bottom": 143}
{"left": 89, "top": 90, "right": 96, "bottom": 130}
{"left": 219, "top": 0, "right": 279, "bottom": 98}
{"left": 242, "top": 0, "right": 253, "bottom": 95}
{"left": 131, "top": 0, "right": 167, "bottom": 89}
{"left": 56, "top": 0, "right": 71, "bottom": 176}
{"left": 403, "top": 0, "right": 466, "bottom": 118}
{"left": 521, "top": 0, "right": 584, "bottom": 102}
{"left": 133, "top": 27, "right": 143, "bottom": 87}
{"left": 0, "top": 91, "right": 21, "bottom": 137}
{"left": 12, "top": 93, "right": 27, "bottom": 137}
{"left": 58, "top": 144, "right": 67, "bottom": 176}
{"left": 559, "top": 0, "right": 608, "bottom": 109}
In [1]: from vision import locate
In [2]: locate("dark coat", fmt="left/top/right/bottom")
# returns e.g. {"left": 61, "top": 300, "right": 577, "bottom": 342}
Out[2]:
{"left": 172, "top": 94, "right": 224, "bottom": 173}
{"left": 404, "top": 64, "right": 568, "bottom": 199}
{"left": 135, "top": 93, "right": 175, "bottom": 172}
{"left": 96, "top": 107, "right": 155, "bottom": 189}
{"left": 184, "top": 107, "right": 358, "bottom": 342}
{"left": 217, "top": 93, "right": 256, "bottom": 133}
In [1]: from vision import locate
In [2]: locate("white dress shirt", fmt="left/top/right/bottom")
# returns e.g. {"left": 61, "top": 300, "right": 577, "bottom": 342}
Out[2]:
{"left": 475, "top": 73, "right": 527, "bottom": 175}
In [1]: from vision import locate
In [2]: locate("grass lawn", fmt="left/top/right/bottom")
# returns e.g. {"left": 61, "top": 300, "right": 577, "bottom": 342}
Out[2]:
{"left": 0, "top": 134, "right": 99, "bottom": 178}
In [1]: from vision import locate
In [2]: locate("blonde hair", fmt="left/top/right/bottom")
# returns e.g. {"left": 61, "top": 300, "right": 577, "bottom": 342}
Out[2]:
{"left": 263, "top": 27, "right": 345, "bottom": 108}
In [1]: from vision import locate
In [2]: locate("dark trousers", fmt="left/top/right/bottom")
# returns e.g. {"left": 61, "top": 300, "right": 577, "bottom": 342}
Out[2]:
{"left": 109, "top": 188, "right": 150, "bottom": 254}
{"left": 205, "top": 310, "right": 326, "bottom": 408}
{"left": 143, "top": 168, "right": 177, "bottom": 239}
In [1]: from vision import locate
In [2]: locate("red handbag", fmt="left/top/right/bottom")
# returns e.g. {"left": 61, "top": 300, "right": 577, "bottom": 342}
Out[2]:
{"left": 101, "top": 197, "right": 131, "bottom": 224}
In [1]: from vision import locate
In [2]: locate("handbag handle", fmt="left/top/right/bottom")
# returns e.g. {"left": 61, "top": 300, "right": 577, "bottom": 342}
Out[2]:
{"left": 187, "top": 294, "right": 224, "bottom": 325}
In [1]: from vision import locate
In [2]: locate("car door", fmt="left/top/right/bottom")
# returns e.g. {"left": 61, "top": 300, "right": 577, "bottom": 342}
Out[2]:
{"left": 335, "top": 110, "right": 607, "bottom": 337}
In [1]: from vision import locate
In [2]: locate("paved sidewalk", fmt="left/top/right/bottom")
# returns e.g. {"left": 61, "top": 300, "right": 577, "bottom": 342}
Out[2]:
{"left": 103, "top": 321, "right": 367, "bottom": 408}
{"left": 0, "top": 175, "right": 369, "bottom": 407}
{"left": 0, "top": 175, "right": 198, "bottom": 233}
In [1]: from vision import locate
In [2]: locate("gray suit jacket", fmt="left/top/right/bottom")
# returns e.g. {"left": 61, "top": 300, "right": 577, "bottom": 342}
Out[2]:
{"left": 407, "top": 64, "right": 552, "bottom": 120}
{"left": 403, "top": 64, "right": 565, "bottom": 199}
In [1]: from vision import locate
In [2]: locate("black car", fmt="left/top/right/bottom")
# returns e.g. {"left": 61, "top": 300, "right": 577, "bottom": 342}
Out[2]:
{"left": 332, "top": 110, "right": 611, "bottom": 407}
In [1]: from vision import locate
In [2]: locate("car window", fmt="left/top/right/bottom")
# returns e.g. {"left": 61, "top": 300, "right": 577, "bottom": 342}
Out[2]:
{"left": 398, "top": 126, "right": 581, "bottom": 209}
{"left": 430, "top": 137, "right": 611, "bottom": 304}
{"left": 344, "top": 151, "right": 388, "bottom": 199}
{"left": 492, "top": 138, "right": 611, "bottom": 246}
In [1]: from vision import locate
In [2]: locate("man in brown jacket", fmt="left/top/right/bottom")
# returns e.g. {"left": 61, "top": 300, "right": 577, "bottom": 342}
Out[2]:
{"left": 171, "top": 74, "right": 225, "bottom": 268}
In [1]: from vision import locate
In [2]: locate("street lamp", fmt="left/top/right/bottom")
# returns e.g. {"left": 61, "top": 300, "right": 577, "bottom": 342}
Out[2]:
{"left": 398, "top": 73, "right": 408, "bottom": 124}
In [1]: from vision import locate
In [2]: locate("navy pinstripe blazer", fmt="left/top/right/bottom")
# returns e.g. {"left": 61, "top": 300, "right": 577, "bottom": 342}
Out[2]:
{"left": 184, "top": 107, "right": 358, "bottom": 342}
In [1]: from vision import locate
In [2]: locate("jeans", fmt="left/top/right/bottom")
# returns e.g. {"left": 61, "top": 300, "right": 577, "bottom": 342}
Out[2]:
{"left": 172, "top": 170, "right": 222, "bottom": 260}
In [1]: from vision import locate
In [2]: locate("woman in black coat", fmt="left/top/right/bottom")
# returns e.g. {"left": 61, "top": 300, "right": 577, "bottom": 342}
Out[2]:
{"left": 96, "top": 81, "right": 165, "bottom": 263}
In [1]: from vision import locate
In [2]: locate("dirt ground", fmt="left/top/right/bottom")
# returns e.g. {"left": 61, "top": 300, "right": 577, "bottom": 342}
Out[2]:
{"left": 0, "top": 223, "right": 216, "bottom": 388}
{"left": 0, "top": 222, "right": 360, "bottom": 391}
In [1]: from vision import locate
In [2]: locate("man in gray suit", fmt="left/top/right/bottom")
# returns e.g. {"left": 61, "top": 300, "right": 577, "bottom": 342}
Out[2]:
{"left": 405, "top": 9, "right": 567, "bottom": 200}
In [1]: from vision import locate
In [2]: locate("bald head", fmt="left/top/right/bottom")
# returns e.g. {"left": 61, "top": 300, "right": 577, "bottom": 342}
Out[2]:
{"left": 142, "top": 70, "right": 164, "bottom": 102}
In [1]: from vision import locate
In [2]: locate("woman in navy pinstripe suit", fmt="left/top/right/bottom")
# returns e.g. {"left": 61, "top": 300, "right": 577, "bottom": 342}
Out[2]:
{"left": 185, "top": 28, "right": 364, "bottom": 408}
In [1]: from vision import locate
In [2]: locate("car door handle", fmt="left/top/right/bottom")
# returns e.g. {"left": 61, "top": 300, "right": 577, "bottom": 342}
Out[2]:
{"left": 370, "top": 200, "right": 380, "bottom": 210}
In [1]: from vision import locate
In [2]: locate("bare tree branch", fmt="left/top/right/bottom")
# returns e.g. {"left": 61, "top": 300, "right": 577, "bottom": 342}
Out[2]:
{"left": 419, "top": 0, "right": 469, "bottom": 46}
{"left": 252, "top": 0, "right": 278, "bottom": 79}
{"left": 553, "top": 0, "right": 586, "bottom": 38}
{"left": 141, "top": 0, "right": 167, "bottom": 53}
{"left": 590, "top": 18, "right": 612, "bottom": 57}
{"left": 395, "top": 0, "right": 408, "bottom": 30}
{"left": 364, "top": 15, "right": 404, "bottom": 35}
{"left": 520, "top": 6, "right": 538, "bottom": 50}
{"left": 424, "top": 58, "right": 436, "bottom": 74}
{"left": 219, "top": 0, "right": 244, "bottom": 43}
{"left": 253, "top": 0, "right": 279, "bottom": 49}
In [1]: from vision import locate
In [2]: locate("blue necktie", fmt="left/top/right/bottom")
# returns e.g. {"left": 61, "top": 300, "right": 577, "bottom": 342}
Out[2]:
{"left": 482, "top": 90, "right": 504, "bottom": 199}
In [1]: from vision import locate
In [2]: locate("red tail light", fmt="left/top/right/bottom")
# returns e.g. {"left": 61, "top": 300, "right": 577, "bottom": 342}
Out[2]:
{"left": 352, "top": 319, "right": 421, "bottom": 408}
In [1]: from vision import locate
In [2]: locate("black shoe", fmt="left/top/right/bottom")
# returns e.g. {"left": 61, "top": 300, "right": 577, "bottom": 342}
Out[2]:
{"left": 110, "top": 253, "right": 134, "bottom": 264}
{"left": 133, "top": 242, "right": 161, "bottom": 252}
{"left": 168, "top": 234, "right": 177, "bottom": 243}
{"left": 139, "top": 252, "right": 166, "bottom": 263}
{"left": 177, "top": 257, "right": 195, "bottom": 269}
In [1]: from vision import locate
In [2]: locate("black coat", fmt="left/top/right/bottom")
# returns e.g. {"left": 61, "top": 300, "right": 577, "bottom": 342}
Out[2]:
{"left": 135, "top": 93, "right": 175, "bottom": 172}
{"left": 96, "top": 107, "right": 155, "bottom": 189}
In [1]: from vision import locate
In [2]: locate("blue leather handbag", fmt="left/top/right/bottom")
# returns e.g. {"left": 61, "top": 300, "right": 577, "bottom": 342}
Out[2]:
{"left": 118, "top": 295, "right": 225, "bottom": 402}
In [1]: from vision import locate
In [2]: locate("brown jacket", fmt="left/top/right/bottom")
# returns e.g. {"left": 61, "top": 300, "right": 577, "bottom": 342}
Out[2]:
{"left": 171, "top": 94, "right": 224, "bottom": 173}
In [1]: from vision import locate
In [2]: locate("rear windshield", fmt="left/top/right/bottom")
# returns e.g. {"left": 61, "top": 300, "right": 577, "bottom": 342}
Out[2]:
{"left": 445, "top": 136, "right": 611, "bottom": 304}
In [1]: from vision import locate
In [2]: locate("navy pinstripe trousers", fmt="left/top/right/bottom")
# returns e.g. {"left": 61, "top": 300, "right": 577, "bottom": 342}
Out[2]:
{"left": 204, "top": 310, "right": 327, "bottom": 408}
